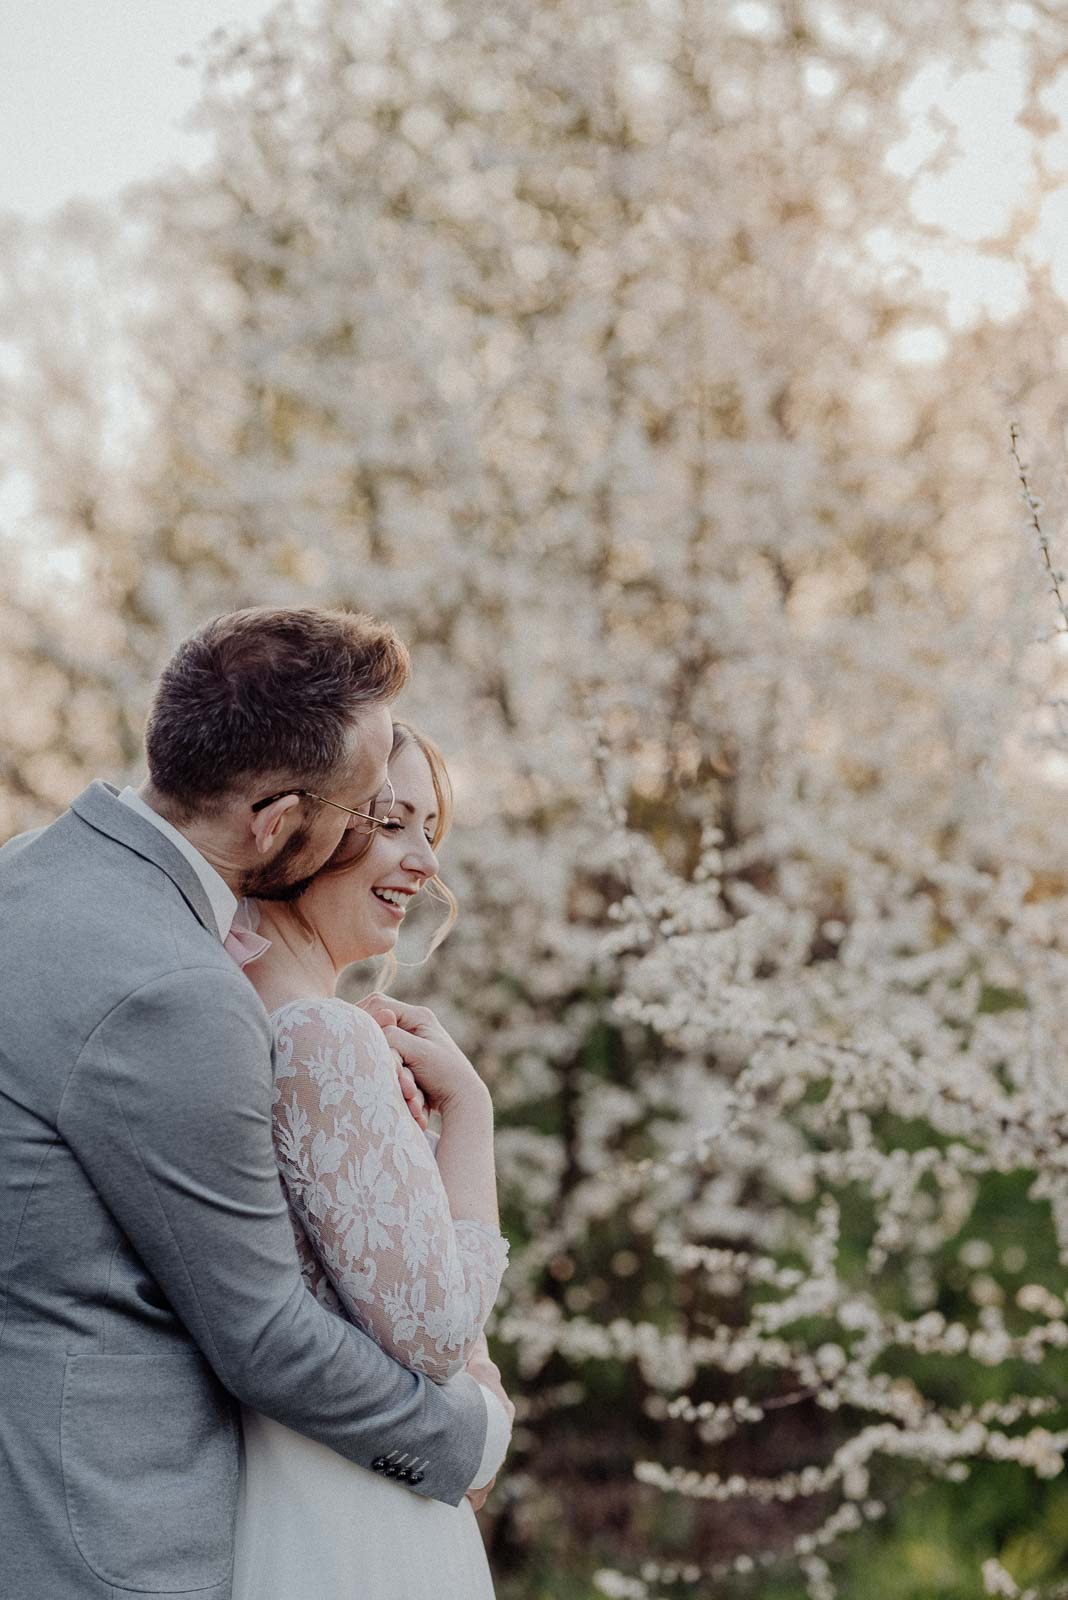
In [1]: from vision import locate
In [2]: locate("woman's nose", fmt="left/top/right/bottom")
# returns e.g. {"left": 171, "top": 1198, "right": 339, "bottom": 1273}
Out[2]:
{"left": 404, "top": 838, "right": 439, "bottom": 879}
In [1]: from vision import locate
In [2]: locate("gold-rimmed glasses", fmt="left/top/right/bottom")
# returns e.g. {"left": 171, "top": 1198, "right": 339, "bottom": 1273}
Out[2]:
{"left": 250, "top": 775, "right": 396, "bottom": 834}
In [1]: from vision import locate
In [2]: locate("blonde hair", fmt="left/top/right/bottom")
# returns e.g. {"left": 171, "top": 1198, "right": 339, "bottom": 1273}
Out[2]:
{"left": 288, "top": 719, "right": 458, "bottom": 977}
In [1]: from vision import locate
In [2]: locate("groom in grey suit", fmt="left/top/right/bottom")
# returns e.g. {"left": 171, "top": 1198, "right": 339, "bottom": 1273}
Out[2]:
{"left": 0, "top": 606, "right": 508, "bottom": 1600}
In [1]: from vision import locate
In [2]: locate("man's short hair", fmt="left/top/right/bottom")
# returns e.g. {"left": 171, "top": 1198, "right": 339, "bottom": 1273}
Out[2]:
{"left": 144, "top": 606, "right": 409, "bottom": 816}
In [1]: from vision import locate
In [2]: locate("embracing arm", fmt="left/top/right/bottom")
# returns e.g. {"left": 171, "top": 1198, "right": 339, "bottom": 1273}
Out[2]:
{"left": 270, "top": 998, "right": 510, "bottom": 1382}
{"left": 420, "top": 1123, "right": 515, "bottom": 1424}
{"left": 57, "top": 966, "right": 489, "bottom": 1506}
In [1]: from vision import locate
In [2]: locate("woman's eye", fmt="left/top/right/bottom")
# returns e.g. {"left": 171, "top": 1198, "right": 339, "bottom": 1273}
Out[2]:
{"left": 378, "top": 817, "right": 434, "bottom": 847}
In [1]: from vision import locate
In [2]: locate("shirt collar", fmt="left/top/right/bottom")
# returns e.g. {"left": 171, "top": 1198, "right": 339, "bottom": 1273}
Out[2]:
{"left": 118, "top": 786, "right": 240, "bottom": 942}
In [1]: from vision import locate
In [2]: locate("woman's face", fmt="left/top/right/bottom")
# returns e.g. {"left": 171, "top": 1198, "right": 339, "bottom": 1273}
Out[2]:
{"left": 295, "top": 741, "right": 442, "bottom": 967}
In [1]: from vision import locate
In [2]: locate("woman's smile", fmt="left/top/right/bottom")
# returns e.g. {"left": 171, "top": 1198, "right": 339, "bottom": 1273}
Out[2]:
{"left": 371, "top": 884, "right": 418, "bottom": 918}
{"left": 245, "top": 730, "right": 451, "bottom": 1013}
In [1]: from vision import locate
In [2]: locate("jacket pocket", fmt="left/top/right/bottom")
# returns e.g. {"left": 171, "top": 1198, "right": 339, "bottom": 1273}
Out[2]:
{"left": 61, "top": 1351, "right": 239, "bottom": 1593}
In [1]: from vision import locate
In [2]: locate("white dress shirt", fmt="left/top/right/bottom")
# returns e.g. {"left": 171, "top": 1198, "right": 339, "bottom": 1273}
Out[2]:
{"left": 116, "top": 785, "right": 510, "bottom": 1490}
{"left": 119, "top": 785, "right": 239, "bottom": 939}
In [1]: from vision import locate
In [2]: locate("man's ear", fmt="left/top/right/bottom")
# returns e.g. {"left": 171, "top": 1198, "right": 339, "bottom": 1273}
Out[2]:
{"left": 248, "top": 793, "right": 303, "bottom": 856}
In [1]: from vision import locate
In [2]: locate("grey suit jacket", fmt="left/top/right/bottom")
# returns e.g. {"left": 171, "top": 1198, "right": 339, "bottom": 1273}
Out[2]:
{"left": 0, "top": 781, "right": 487, "bottom": 1600}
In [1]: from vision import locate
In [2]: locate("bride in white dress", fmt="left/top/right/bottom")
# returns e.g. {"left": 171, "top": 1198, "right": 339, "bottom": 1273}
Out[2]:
{"left": 229, "top": 721, "right": 514, "bottom": 1599}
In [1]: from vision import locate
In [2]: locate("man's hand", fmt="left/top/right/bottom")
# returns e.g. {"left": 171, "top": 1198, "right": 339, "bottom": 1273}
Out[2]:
{"left": 356, "top": 997, "right": 429, "bottom": 1131}
{"left": 465, "top": 1474, "right": 496, "bottom": 1513}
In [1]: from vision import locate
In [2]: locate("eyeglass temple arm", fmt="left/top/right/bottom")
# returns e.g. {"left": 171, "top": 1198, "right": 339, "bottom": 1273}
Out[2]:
{"left": 250, "top": 790, "right": 308, "bottom": 814}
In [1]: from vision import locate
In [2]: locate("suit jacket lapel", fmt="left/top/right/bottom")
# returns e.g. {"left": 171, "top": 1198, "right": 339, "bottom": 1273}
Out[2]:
{"left": 70, "top": 781, "right": 224, "bottom": 941}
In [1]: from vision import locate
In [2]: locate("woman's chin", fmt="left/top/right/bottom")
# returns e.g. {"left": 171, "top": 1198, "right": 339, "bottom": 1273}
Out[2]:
{"left": 347, "top": 929, "right": 399, "bottom": 961}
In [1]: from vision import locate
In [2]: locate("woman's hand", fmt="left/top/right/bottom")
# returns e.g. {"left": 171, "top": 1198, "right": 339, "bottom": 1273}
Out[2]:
{"left": 356, "top": 998, "right": 429, "bottom": 1131}
{"left": 463, "top": 1332, "right": 513, "bottom": 1512}
{"left": 359, "top": 993, "right": 486, "bottom": 1114}
{"left": 464, "top": 1333, "right": 516, "bottom": 1425}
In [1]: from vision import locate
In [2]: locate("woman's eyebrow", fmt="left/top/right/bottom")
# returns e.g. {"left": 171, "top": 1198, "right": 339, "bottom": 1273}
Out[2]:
{"left": 392, "top": 797, "right": 438, "bottom": 822}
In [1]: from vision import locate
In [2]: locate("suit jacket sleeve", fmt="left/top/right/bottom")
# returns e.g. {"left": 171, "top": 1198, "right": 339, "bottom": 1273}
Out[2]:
{"left": 55, "top": 964, "right": 488, "bottom": 1506}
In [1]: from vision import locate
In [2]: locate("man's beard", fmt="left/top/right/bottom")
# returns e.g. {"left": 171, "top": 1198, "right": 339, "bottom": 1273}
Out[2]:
{"left": 238, "top": 826, "right": 319, "bottom": 902}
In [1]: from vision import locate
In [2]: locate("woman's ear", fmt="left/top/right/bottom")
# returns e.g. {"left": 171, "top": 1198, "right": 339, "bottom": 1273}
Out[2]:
{"left": 248, "top": 793, "right": 303, "bottom": 855}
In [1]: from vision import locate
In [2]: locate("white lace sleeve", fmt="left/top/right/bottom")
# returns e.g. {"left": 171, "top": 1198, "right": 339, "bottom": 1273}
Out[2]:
{"left": 270, "top": 996, "right": 509, "bottom": 1382}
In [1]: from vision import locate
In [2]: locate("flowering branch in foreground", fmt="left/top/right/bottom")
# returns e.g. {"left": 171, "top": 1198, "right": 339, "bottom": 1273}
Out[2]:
{"left": 574, "top": 438, "right": 1068, "bottom": 1598}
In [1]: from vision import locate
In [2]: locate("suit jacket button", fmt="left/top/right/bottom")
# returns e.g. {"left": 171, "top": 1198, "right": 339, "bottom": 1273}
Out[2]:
{"left": 371, "top": 1457, "right": 387, "bottom": 1471}
{"left": 384, "top": 1464, "right": 401, "bottom": 1477}
{"left": 409, "top": 1471, "right": 425, "bottom": 1484}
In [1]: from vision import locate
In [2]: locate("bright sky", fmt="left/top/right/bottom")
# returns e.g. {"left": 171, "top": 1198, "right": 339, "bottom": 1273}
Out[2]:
{"left": 0, "top": 3, "right": 1064, "bottom": 337}
{"left": 0, "top": 0, "right": 291, "bottom": 216}
{"left": 1, "top": 0, "right": 1064, "bottom": 597}
{"left": 0, "top": 0, "right": 1064, "bottom": 367}
{"left": 878, "top": 27, "right": 1068, "bottom": 358}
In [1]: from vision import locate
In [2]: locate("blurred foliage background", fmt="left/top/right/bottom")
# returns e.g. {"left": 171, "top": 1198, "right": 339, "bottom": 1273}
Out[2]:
{"left": 6, "top": 2, "right": 1068, "bottom": 1595}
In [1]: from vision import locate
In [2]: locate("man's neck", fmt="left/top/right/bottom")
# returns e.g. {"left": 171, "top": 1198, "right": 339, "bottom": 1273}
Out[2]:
{"left": 137, "top": 784, "right": 246, "bottom": 895}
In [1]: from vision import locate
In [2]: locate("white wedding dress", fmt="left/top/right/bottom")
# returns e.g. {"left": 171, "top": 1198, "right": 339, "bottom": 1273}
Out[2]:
{"left": 231, "top": 997, "right": 511, "bottom": 1600}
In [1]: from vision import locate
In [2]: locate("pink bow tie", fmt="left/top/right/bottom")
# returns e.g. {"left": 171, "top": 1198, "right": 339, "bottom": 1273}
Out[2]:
{"left": 223, "top": 923, "right": 272, "bottom": 969}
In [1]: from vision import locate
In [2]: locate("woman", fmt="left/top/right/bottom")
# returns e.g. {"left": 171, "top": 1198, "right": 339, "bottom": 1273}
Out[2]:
{"left": 230, "top": 722, "right": 513, "bottom": 1599}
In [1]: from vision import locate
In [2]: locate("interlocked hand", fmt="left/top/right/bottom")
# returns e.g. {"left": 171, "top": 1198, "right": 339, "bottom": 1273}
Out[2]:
{"left": 356, "top": 997, "right": 429, "bottom": 1130}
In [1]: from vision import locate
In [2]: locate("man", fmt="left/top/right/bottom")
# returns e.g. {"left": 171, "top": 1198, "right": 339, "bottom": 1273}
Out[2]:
{"left": 0, "top": 606, "right": 509, "bottom": 1600}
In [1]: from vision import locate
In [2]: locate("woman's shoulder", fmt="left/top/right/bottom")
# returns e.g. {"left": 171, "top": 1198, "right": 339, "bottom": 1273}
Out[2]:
{"left": 270, "top": 995, "right": 387, "bottom": 1050}
{"left": 269, "top": 996, "right": 388, "bottom": 1081}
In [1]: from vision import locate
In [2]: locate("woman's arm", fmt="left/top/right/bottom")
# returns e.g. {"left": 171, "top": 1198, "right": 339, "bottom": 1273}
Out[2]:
{"left": 270, "top": 997, "right": 509, "bottom": 1382}
{"left": 363, "top": 992, "right": 501, "bottom": 1230}
{"left": 422, "top": 1123, "right": 515, "bottom": 1425}
{"left": 463, "top": 1330, "right": 516, "bottom": 1426}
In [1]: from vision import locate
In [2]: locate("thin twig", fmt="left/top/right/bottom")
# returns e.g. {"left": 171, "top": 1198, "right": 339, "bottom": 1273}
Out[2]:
{"left": 1010, "top": 421, "right": 1068, "bottom": 633}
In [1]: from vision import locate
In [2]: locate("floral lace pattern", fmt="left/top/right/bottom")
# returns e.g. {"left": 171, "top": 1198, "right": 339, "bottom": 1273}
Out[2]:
{"left": 269, "top": 997, "right": 509, "bottom": 1382}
